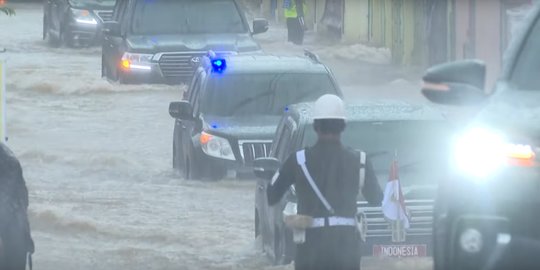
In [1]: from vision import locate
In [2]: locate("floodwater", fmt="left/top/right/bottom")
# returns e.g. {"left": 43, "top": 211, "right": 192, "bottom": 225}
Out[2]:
{"left": 1, "top": 4, "right": 430, "bottom": 270}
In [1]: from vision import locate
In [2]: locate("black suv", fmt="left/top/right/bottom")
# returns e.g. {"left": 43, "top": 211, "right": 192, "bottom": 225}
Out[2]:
{"left": 421, "top": 6, "right": 540, "bottom": 270}
{"left": 43, "top": 0, "right": 116, "bottom": 47}
{"left": 168, "top": 52, "right": 342, "bottom": 180}
{"left": 101, "top": 0, "right": 268, "bottom": 84}
{"left": 252, "top": 102, "right": 452, "bottom": 264}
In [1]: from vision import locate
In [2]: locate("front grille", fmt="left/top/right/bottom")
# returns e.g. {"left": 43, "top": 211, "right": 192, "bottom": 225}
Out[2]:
{"left": 358, "top": 200, "right": 433, "bottom": 239}
{"left": 239, "top": 141, "right": 273, "bottom": 164}
{"left": 158, "top": 53, "right": 204, "bottom": 78}
{"left": 96, "top": 10, "right": 113, "bottom": 22}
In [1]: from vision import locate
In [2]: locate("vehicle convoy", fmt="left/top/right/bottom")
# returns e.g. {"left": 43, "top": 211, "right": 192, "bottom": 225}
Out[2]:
{"left": 252, "top": 102, "right": 453, "bottom": 264}
{"left": 421, "top": 5, "right": 540, "bottom": 270}
{"left": 43, "top": 0, "right": 116, "bottom": 47}
{"left": 168, "top": 52, "right": 342, "bottom": 180}
{"left": 101, "top": 0, "right": 268, "bottom": 84}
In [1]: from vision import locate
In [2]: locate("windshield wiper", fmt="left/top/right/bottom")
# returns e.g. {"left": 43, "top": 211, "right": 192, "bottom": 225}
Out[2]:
{"left": 228, "top": 74, "right": 284, "bottom": 115}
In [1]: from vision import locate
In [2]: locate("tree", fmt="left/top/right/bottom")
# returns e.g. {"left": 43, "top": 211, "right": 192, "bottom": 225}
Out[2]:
{"left": 0, "top": 6, "right": 15, "bottom": 16}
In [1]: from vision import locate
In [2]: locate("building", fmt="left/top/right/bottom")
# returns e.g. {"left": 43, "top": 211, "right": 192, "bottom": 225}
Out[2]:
{"left": 260, "top": 0, "right": 537, "bottom": 86}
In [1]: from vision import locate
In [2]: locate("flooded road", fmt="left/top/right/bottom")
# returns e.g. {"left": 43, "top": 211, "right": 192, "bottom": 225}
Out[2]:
{"left": 1, "top": 4, "right": 430, "bottom": 270}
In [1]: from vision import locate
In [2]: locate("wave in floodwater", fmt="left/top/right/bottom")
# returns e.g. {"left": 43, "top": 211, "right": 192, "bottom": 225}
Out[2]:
{"left": 8, "top": 69, "right": 181, "bottom": 95}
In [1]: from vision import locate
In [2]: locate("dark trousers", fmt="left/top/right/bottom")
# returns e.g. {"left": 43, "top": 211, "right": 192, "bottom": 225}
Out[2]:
{"left": 0, "top": 212, "right": 32, "bottom": 270}
{"left": 295, "top": 226, "right": 360, "bottom": 270}
{"left": 287, "top": 17, "right": 305, "bottom": 45}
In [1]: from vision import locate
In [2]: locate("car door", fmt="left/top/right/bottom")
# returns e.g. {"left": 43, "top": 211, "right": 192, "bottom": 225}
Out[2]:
{"left": 256, "top": 118, "right": 285, "bottom": 248}
{"left": 47, "top": 0, "right": 64, "bottom": 37}
{"left": 261, "top": 116, "right": 297, "bottom": 251}
{"left": 180, "top": 70, "right": 205, "bottom": 162}
{"left": 103, "top": 0, "right": 128, "bottom": 77}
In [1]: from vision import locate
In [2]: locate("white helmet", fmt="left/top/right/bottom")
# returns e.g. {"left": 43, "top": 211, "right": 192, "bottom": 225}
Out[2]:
{"left": 312, "top": 94, "right": 346, "bottom": 120}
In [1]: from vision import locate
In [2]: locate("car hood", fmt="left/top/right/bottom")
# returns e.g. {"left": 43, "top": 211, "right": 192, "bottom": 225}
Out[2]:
{"left": 126, "top": 34, "right": 261, "bottom": 54}
{"left": 474, "top": 89, "right": 540, "bottom": 143}
{"left": 201, "top": 115, "right": 281, "bottom": 140}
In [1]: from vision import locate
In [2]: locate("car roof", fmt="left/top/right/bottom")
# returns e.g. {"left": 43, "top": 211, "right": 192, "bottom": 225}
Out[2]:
{"left": 206, "top": 55, "right": 330, "bottom": 74}
{"left": 287, "top": 101, "right": 446, "bottom": 123}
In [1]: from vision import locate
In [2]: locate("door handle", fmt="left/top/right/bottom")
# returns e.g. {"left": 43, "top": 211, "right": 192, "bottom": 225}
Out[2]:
{"left": 258, "top": 185, "right": 265, "bottom": 191}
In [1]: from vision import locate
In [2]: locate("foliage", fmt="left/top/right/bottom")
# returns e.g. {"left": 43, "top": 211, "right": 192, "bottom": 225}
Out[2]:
{"left": 0, "top": 6, "right": 15, "bottom": 16}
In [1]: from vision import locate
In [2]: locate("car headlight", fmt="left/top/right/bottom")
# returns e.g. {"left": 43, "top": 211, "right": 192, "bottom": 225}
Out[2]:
{"left": 121, "top": 53, "right": 153, "bottom": 71}
{"left": 199, "top": 132, "right": 235, "bottom": 161}
{"left": 453, "top": 128, "right": 536, "bottom": 180}
{"left": 71, "top": 9, "right": 97, "bottom": 25}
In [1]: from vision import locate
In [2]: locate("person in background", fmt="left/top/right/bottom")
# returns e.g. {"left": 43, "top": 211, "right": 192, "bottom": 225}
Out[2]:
{"left": 284, "top": 0, "right": 307, "bottom": 45}
{"left": 267, "top": 95, "right": 383, "bottom": 270}
{"left": 0, "top": 143, "right": 34, "bottom": 270}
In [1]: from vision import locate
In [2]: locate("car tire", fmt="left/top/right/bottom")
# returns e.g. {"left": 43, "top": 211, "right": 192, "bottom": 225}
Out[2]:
{"left": 60, "top": 29, "right": 75, "bottom": 48}
{"left": 184, "top": 147, "right": 202, "bottom": 180}
{"left": 173, "top": 137, "right": 185, "bottom": 171}
{"left": 43, "top": 17, "right": 60, "bottom": 48}
{"left": 255, "top": 209, "right": 264, "bottom": 251}
{"left": 273, "top": 227, "right": 292, "bottom": 265}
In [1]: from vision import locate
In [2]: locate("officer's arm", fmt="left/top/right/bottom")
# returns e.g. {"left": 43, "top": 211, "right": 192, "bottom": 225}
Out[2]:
{"left": 295, "top": 0, "right": 305, "bottom": 17}
{"left": 267, "top": 154, "right": 296, "bottom": 206}
{"left": 362, "top": 159, "right": 383, "bottom": 206}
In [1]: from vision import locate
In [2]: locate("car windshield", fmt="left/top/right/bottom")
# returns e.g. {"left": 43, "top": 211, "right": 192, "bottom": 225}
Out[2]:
{"left": 69, "top": 0, "right": 115, "bottom": 9}
{"left": 132, "top": 0, "right": 246, "bottom": 35}
{"left": 304, "top": 120, "right": 451, "bottom": 193}
{"left": 510, "top": 13, "right": 540, "bottom": 90}
{"left": 200, "top": 73, "right": 338, "bottom": 116}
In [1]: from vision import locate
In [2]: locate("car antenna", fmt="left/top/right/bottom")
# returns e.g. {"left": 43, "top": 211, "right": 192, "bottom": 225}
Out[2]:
{"left": 304, "top": 49, "right": 321, "bottom": 64}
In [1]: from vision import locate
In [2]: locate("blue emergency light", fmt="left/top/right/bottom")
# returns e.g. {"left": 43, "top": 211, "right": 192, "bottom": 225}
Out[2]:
{"left": 211, "top": 59, "right": 227, "bottom": 73}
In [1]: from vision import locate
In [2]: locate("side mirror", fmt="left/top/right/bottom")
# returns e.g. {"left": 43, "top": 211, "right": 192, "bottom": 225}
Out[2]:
{"left": 252, "top": 18, "right": 269, "bottom": 35}
{"left": 253, "top": 157, "right": 280, "bottom": 180}
{"left": 103, "top": 21, "right": 121, "bottom": 36}
{"left": 169, "top": 101, "right": 193, "bottom": 120}
{"left": 421, "top": 60, "right": 488, "bottom": 105}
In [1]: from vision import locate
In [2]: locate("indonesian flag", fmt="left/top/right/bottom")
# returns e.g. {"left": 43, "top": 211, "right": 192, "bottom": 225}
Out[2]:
{"left": 381, "top": 159, "right": 410, "bottom": 229}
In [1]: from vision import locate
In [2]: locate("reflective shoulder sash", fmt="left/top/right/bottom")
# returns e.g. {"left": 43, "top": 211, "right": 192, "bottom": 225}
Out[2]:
{"left": 296, "top": 150, "right": 335, "bottom": 215}
{"left": 359, "top": 151, "right": 366, "bottom": 189}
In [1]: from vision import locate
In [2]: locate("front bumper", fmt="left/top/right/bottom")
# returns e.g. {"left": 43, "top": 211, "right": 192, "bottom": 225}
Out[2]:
{"left": 118, "top": 62, "right": 187, "bottom": 85}
{"left": 359, "top": 200, "right": 434, "bottom": 258}
{"left": 435, "top": 168, "right": 540, "bottom": 270}
{"left": 202, "top": 153, "right": 258, "bottom": 178}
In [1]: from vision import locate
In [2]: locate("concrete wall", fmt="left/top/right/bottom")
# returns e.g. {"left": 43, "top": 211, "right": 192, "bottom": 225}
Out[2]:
{"left": 343, "top": 0, "right": 369, "bottom": 42}
{"left": 475, "top": 0, "right": 502, "bottom": 89}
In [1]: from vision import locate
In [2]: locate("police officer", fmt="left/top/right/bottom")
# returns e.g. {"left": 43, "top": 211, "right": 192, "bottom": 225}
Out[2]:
{"left": 267, "top": 95, "right": 383, "bottom": 270}
{"left": 0, "top": 143, "right": 34, "bottom": 270}
{"left": 284, "top": 0, "right": 306, "bottom": 45}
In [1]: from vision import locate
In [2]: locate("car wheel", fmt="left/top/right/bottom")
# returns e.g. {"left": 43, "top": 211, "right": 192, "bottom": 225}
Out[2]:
{"left": 255, "top": 209, "right": 263, "bottom": 250}
{"left": 273, "top": 227, "right": 291, "bottom": 265}
{"left": 60, "top": 29, "right": 71, "bottom": 48}
{"left": 255, "top": 210, "right": 261, "bottom": 239}
{"left": 173, "top": 140, "right": 178, "bottom": 169}
{"left": 173, "top": 138, "right": 185, "bottom": 171}
{"left": 184, "top": 147, "right": 202, "bottom": 180}
{"left": 43, "top": 17, "right": 60, "bottom": 47}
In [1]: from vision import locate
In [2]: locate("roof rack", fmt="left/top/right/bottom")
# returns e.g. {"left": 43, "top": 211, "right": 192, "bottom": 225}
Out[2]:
{"left": 304, "top": 49, "right": 321, "bottom": 63}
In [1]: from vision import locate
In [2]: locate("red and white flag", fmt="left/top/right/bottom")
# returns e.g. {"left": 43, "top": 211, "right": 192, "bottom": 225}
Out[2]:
{"left": 381, "top": 158, "right": 410, "bottom": 228}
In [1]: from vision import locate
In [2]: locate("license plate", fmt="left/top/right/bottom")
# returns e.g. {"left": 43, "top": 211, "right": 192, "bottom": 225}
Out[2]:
{"left": 372, "top": 245, "right": 428, "bottom": 258}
